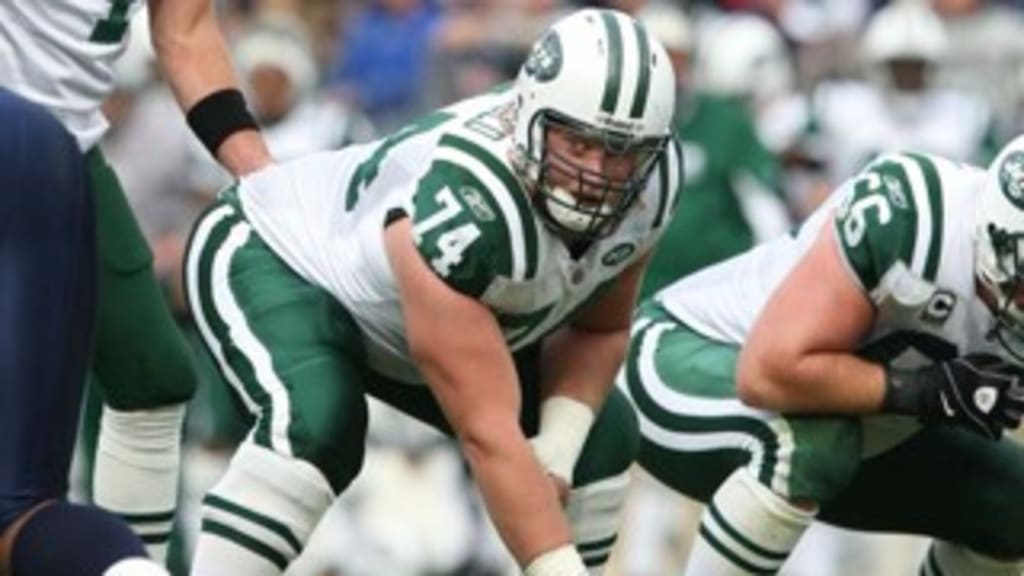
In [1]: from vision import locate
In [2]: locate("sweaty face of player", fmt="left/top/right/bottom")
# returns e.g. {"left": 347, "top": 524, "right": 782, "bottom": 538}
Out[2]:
{"left": 531, "top": 118, "right": 663, "bottom": 240}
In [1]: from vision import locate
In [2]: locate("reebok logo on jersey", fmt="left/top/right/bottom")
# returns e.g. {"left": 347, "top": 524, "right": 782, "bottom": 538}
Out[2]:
{"left": 883, "top": 173, "right": 908, "bottom": 210}
{"left": 998, "top": 151, "right": 1024, "bottom": 209}
{"left": 459, "top": 186, "right": 495, "bottom": 221}
{"left": 974, "top": 386, "right": 998, "bottom": 414}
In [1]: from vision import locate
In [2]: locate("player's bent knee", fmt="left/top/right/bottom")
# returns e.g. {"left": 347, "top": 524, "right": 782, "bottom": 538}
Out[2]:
{"left": 288, "top": 421, "right": 367, "bottom": 494}
{"left": 574, "top": 389, "right": 639, "bottom": 486}
{"left": 787, "top": 419, "right": 862, "bottom": 502}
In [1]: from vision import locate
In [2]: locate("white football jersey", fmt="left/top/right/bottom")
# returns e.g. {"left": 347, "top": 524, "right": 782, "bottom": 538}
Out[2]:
{"left": 239, "top": 87, "right": 683, "bottom": 383}
{"left": 0, "top": 0, "right": 144, "bottom": 150}
{"left": 659, "top": 151, "right": 1002, "bottom": 368}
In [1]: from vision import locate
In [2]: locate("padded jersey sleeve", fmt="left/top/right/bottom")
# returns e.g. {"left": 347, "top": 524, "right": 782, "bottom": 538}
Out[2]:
{"left": 409, "top": 135, "right": 539, "bottom": 298}
{"left": 833, "top": 153, "right": 946, "bottom": 295}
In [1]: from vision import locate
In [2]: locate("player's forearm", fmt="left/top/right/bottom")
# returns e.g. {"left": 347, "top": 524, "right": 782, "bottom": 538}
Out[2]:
{"left": 410, "top": 333, "right": 577, "bottom": 566}
{"left": 457, "top": 419, "right": 575, "bottom": 566}
{"left": 152, "top": 13, "right": 236, "bottom": 110}
{"left": 150, "top": 0, "right": 270, "bottom": 175}
{"left": 736, "top": 348, "right": 886, "bottom": 414}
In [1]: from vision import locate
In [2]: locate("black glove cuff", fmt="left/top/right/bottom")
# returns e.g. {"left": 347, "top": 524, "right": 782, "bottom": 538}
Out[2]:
{"left": 882, "top": 365, "right": 935, "bottom": 416}
{"left": 186, "top": 88, "right": 259, "bottom": 156}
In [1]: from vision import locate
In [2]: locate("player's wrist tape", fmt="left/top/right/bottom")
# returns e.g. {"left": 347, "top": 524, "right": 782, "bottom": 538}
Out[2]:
{"left": 530, "top": 396, "right": 594, "bottom": 483}
{"left": 882, "top": 365, "right": 935, "bottom": 416}
{"left": 523, "top": 544, "right": 587, "bottom": 576}
{"left": 186, "top": 88, "right": 259, "bottom": 156}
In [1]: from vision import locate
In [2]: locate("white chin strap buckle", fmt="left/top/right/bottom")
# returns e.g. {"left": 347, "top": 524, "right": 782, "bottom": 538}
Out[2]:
{"left": 545, "top": 186, "right": 611, "bottom": 234}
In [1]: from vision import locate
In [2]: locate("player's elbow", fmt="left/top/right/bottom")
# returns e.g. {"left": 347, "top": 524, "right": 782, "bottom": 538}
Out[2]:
{"left": 736, "top": 346, "right": 787, "bottom": 409}
{"left": 455, "top": 416, "right": 518, "bottom": 469}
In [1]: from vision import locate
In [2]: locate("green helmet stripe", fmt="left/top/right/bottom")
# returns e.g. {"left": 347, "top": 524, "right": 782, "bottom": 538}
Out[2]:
{"left": 629, "top": 19, "right": 652, "bottom": 119}
{"left": 600, "top": 11, "right": 624, "bottom": 115}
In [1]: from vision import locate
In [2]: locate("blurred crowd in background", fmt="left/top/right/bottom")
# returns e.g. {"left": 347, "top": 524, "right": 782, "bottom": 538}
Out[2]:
{"left": 75, "top": 0, "right": 1024, "bottom": 574}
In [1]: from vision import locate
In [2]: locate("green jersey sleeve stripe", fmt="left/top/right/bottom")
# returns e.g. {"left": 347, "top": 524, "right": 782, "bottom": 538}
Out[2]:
{"left": 874, "top": 159, "right": 918, "bottom": 270}
{"left": 629, "top": 19, "right": 651, "bottom": 119}
{"left": 436, "top": 134, "right": 539, "bottom": 280}
{"left": 890, "top": 155, "right": 939, "bottom": 282}
{"left": 600, "top": 11, "right": 624, "bottom": 115}
{"left": 904, "top": 153, "right": 944, "bottom": 282}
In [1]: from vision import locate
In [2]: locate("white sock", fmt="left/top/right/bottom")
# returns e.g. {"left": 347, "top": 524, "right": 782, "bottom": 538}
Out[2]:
{"left": 103, "top": 558, "right": 171, "bottom": 576}
{"left": 921, "top": 541, "right": 1024, "bottom": 576}
{"left": 684, "top": 468, "right": 815, "bottom": 576}
{"left": 94, "top": 404, "right": 185, "bottom": 564}
{"left": 190, "top": 442, "right": 334, "bottom": 576}
{"left": 565, "top": 472, "right": 630, "bottom": 575}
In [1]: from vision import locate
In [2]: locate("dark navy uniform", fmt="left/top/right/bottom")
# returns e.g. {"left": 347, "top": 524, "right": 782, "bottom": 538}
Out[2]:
{"left": 0, "top": 87, "right": 96, "bottom": 534}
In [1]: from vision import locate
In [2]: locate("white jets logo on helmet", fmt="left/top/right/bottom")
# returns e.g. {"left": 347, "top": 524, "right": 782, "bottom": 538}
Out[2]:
{"left": 998, "top": 151, "right": 1024, "bottom": 206}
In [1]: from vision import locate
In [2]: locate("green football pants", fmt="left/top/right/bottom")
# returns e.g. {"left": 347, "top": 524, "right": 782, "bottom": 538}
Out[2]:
{"left": 622, "top": 301, "right": 1024, "bottom": 559}
{"left": 88, "top": 148, "right": 196, "bottom": 409}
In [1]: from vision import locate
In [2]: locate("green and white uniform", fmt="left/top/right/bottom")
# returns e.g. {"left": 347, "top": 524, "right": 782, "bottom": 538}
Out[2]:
{"left": 623, "top": 151, "right": 1024, "bottom": 560}
{"left": 185, "top": 87, "right": 681, "bottom": 570}
{"left": 0, "top": 0, "right": 195, "bottom": 409}
{"left": 234, "top": 85, "right": 680, "bottom": 386}
{"left": 0, "top": 0, "right": 141, "bottom": 150}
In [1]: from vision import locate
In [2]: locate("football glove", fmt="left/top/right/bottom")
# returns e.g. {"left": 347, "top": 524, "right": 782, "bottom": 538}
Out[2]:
{"left": 883, "top": 353, "right": 1024, "bottom": 440}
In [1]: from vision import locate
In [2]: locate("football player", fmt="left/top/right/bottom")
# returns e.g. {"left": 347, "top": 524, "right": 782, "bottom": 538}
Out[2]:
{"left": 184, "top": 8, "right": 680, "bottom": 576}
{"left": 0, "top": 0, "right": 271, "bottom": 562}
{"left": 620, "top": 137, "right": 1024, "bottom": 575}
{"left": 0, "top": 89, "right": 169, "bottom": 576}
{"left": 810, "top": 1, "right": 997, "bottom": 187}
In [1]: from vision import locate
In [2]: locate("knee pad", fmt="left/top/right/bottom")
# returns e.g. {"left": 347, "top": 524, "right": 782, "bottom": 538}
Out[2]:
{"left": 574, "top": 390, "right": 639, "bottom": 486}
{"left": 92, "top": 241, "right": 197, "bottom": 410}
{"left": 922, "top": 541, "right": 1023, "bottom": 576}
{"left": 566, "top": 472, "right": 630, "bottom": 572}
{"left": 288, "top": 404, "right": 368, "bottom": 494}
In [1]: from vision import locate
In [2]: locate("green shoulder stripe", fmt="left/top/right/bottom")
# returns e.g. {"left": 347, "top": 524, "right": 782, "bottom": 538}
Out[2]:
{"left": 436, "top": 133, "right": 539, "bottom": 280}
{"left": 834, "top": 157, "right": 918, "bottom": 292}
{"left": 600, "top": 11, "right": 624, "bottom": 115}
{"left": 903, "top": 153, "right": 944, "bottom": 282}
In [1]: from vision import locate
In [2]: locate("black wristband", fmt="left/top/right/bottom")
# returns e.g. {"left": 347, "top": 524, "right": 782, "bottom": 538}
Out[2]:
{"left": 186, "top": 88, "right": 259, "bottom": 156}
{"left": 882, "top": 365, "right": 936, "bottom": 416}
